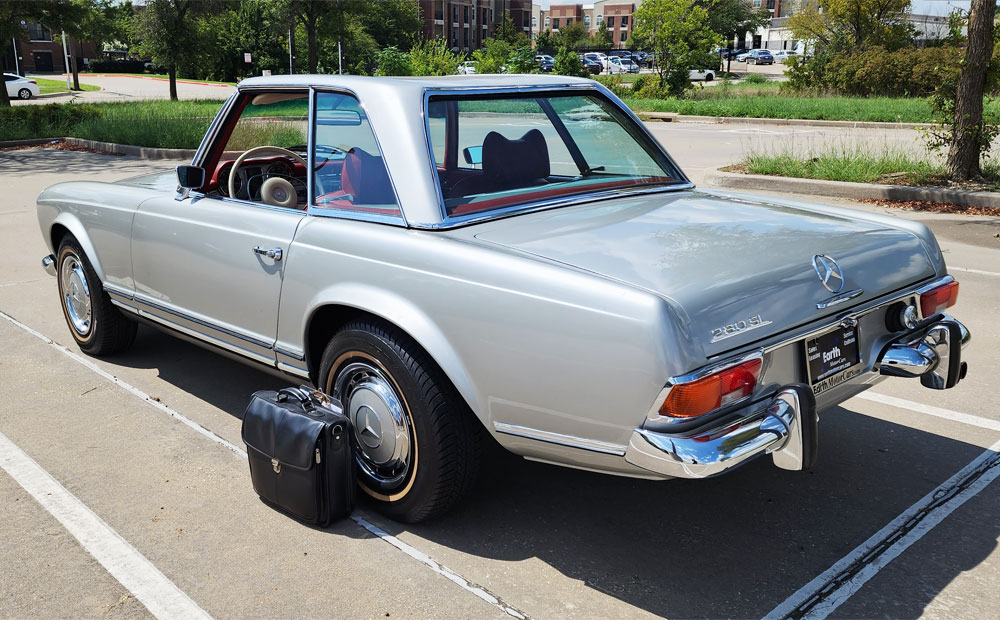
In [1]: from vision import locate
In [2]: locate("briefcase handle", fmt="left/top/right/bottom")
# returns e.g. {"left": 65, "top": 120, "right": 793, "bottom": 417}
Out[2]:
{"left": 276, "top": 385, "right": 332, "bottom": 411}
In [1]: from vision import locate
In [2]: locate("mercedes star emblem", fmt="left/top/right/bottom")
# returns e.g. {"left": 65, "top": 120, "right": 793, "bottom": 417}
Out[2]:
{"left": 812, "top": 254, "right": 845, "bottom": 293}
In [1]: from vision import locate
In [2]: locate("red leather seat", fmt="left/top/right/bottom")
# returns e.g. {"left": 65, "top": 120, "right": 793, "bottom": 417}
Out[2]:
{"left": 316, "top": 148, "right": 396, "bottom": 212}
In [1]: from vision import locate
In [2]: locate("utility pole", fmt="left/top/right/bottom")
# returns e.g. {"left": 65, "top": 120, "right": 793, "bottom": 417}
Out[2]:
{"left": 60, "top": 30, "right": 71, "bottom": 89}
{"left": 11, "top": 39, "right": 19, "bottom": 75}
{"left": 288, "top": 24, "right": 295, "bottom": 74}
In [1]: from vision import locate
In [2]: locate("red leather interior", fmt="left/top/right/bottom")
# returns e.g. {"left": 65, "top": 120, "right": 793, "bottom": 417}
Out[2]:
{"left": 315, "top": 149, "right": 396, "bottom": 212}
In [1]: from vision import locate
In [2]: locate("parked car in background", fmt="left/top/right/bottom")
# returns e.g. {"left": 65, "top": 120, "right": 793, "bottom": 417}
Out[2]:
{"left": 773, "top": 50, "right": 799, "bottom": 63}
{"left": 689, "top": 68, "right": 716, "bottom": 81}
{"left": 457, "top": 61, "right": 476, "bottom": 75}
{"left": 579, "top": 55, "right": 603, "bottom": 75}
{"left": 37, "top": 73, "right": 972, "bottom": 523}
{"left": 4, "top": 73, "right": 40, "bottom": 100}
{"left": 534, "top": 54, "right": 554, "bottom": 72}
{"left": 722, "top": 48, "right": 747, "bottom": 60}
{"left": 748, "top": 49, "right": 775, "bottom": 65}
{"left": 606, "top": 56, "right": 631, "bottom": 74}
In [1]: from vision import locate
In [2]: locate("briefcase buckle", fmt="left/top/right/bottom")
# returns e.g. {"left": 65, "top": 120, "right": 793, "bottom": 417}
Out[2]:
{"left": 271, "top": 458, "right": 281, "bottom": 474}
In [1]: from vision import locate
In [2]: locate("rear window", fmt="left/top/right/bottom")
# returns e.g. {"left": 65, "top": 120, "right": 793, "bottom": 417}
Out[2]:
{"left": 427, "top": 92, "right": 682, "bottom": 219}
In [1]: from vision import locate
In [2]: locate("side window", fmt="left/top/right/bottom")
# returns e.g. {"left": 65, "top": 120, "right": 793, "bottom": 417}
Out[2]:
{"left": 311, "top": 92, "right": 400, "bottom": 217}
{"left": 215, "top": 92, "right": 309, "bottom": 208}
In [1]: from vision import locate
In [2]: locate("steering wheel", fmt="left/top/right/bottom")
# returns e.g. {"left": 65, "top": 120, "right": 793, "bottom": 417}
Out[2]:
{"left": 229, "top": 146, "right": 307, "bottom": 208}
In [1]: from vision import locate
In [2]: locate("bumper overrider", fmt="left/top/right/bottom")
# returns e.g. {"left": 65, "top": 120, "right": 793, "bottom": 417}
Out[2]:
{"left": 625, "top": 314, "right": 970, "bottom": 479}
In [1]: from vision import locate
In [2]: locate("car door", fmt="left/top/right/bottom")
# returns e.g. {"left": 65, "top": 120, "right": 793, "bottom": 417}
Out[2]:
{"left": 130, "top": 90, "right": 310, "bottom": 365}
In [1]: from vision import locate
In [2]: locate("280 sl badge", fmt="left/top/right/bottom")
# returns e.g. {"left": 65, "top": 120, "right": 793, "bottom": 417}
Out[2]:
{"left": 711, "top": 314, "right": 773, "bottom": 343}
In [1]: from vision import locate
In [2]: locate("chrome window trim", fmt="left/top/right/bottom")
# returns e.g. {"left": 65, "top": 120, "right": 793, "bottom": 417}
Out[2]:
{"left": 493, "top": 422, "right": 627, "bottom": 456}
{"left": 306, "top": 86, "right": 407, "bottom": 227}
{"left": 419, "top": 84, "right": 692, "bottom": 229}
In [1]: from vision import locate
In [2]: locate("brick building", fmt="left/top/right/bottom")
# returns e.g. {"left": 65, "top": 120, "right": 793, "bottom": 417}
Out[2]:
{"left": 2, "top": 22, "right": 98, "bottom": 75}
{"left": 531, "top": 1, "right": 642, "bottom": 48}
{"left": 419, "top": 0, "right": 532, "bottom": 52}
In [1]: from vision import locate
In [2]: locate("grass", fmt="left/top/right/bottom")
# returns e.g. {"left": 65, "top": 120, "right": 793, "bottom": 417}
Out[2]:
{"left": 82, "top": 72, "right": 236, "bottom": 86}
{"left": 33, "top": 77, "right": 100, "bottom": 95}
{"left": 735, "top": 142, "right": 1000, "bottom": 189}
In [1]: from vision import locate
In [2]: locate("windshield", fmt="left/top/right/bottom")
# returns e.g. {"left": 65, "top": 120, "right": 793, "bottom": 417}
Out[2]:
{"left": 426, "top": 92, "right": 683, "bottom": 219}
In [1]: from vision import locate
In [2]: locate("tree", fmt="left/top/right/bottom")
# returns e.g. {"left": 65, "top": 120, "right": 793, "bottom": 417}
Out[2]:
{"left": 133, "top": 0, "right": 221, "bottom": 100}
{"left": 52, "top": 0, "right": 104, "bottom": 91}
{"left": 493, "top": 11, "right": 526, "bottom": 45}
{"left": 284, "top": 0, "right": 339, "bottom": 73}
{"left": 374, "top": 45, "right": 411, "bottom": 76}
{"left": 534, "top": 28, "right": 555, "bottom": 51}
{"left": 700, "top": 0, "right": 770, "bottom": 45}
{"left": 553, "top": 45, "right": 588, "bottom": 77}
{"left": 360, "top": 0, "right": 422, "bottom": 50}
{"left": 472, "top": 37, "right": 512, "bottom": 74}
{"left": 506, "top": 44, "right": 539, "bottom": 73}
{"left": 592, "top": 22, "right": 613, "bottom": 49}
{"left": 409, "top": 37, "right": 462, "bottom": 76}
{"left": 0, "top": 1, "right": 73, "bottom": 106}
{"left": 559, "top": 21, "right": 589, "bottom": 50}
{"left": 632, "top": 0, "right": 721, "bottom": 95}
{"left": 209, "top": 0, "right": 288, "bottom": 82}
{"left": 788, "top": 0, "right": 915, "bottom": 52}
{"left": 945, "top": 0, "right": 998, "bottom": 180}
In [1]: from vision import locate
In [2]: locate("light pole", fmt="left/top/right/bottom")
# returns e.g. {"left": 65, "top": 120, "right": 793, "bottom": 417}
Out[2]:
{"left": 60, "top": 30, "right": 71, "bottom": 88}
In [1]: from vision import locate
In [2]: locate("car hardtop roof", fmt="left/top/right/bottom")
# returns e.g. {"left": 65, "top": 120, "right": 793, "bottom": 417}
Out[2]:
{"left": 237, "top": 73, "right": 596, "bottom": 95}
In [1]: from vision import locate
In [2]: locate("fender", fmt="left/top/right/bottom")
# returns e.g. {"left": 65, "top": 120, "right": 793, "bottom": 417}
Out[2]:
{"left": 292, "top": 282, "right": 485, "bottom": 423}
{"left": 45, "top": 210, "right": 107, "bottom": 282}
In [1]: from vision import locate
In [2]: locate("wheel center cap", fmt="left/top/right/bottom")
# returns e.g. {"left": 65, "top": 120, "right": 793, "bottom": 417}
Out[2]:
{"left": 355, "top": 404, "right": 382, "bottom": 448}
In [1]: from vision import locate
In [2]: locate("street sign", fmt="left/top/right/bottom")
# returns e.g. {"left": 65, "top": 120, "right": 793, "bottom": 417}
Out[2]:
{"left": 244, "top": 53, "right": 252, "bottom": 63}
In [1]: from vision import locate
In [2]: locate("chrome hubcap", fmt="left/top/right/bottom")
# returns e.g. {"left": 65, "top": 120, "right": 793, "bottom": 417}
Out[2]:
{"left": 60, "top": 253, "right": 92, "bottom": 336}
{"left": 334, "top": 361, "right": 412, "bottom": 491}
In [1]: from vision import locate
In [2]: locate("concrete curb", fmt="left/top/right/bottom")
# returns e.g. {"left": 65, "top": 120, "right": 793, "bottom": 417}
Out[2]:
{"left": 639, "top": 111, "right": 933, "bottom": 130}
{"left": 0, "top": 137, "right": 195, "bottom": 160}
{"left": 704, "top": 168, "right": 1000, "bottom": 208}
{"left": 63, "top": 138, "right": 196, "bottom": 160}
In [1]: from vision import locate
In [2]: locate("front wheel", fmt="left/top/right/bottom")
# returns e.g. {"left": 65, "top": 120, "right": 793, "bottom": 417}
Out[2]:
{"left": 318, "top": 319, "right": 481, "bottom": 523}
{"left": 56, "top": 236, "right": 136, "bottom": 355}
{"left": 18, "top": 88, "right": 32, "bottom": 100}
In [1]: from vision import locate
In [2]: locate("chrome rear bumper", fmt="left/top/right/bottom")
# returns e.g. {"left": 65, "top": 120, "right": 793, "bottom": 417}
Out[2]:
{"left": 625, "top": 315, "right": 970, "bottom": 479}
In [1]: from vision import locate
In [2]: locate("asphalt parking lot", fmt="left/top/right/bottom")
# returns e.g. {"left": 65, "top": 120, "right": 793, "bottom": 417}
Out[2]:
{"left": 1, "top": 142, "right": 999, "bottom": 620}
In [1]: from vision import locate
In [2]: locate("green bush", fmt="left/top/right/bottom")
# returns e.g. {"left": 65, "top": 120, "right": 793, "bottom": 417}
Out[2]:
{"left": 408, "top": 38, "right": 461, "bottom": 76}
{"left": 630, "top": 74, "right": 652, "bottom": 93}
{"left": 742, "top": 73, "right": 769, "bottom": 85}
{"left": 553, "top": 46, "right": 588, "bottom": 77}
{"left": 594, "top": 74, "right": 630, "bottom": 99}
{"left": 788, "top": 46, "right": 964, "bottom": 97}
{"left": 89, "top": 58, "right": 147, "bottom": 73}
{"left": 374, "top": 46, "right": 412, "bottom": 76}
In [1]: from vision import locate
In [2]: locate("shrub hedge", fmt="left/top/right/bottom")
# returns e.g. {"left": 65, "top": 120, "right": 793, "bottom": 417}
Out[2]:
{"left": 89, "top": 58, "right": 149, "bottom": 74}
{"left": 787, "top": 46, "right": 964, "bottom": 97}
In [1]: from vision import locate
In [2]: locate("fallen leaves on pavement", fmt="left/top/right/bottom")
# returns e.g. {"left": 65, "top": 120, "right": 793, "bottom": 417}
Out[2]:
{"left": 858, "top": 198, "right": 1000, "bottom": 217}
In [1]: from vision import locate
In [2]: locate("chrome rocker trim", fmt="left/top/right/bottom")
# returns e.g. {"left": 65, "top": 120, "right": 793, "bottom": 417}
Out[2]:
{"left": 627, "top": 315, "right": 970, "bottom": 479}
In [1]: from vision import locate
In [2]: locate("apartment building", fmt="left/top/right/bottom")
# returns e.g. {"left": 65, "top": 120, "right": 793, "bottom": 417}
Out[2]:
{"left": 531, "top": 1, "right": 642, "bottom": 48}
{"left": 420, "top": 0, "right": 532, "bottom": 52}
{"left": 2, "top": 22, "right": 98, "bottom": 75}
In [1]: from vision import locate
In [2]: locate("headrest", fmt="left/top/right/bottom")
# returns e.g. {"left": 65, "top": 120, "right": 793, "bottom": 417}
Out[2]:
{"left": 482, "top": 129, "right": 550, "bottom": 188}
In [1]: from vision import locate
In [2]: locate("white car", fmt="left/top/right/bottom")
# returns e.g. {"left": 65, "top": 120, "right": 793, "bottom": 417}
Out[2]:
{"left": 773, "top": 50, "right": 799, "bottom": 63}
{"left": 5, "top": 73, "right": 40, "bottom": 100}
{"left": 689, "top": 68, "right": 716, "bottom": 81}
{"left": 606, "top": 57, "right": 630, "bottom": 75}
{"left": 457, "top": 61, "right": 477, "bottom": 75}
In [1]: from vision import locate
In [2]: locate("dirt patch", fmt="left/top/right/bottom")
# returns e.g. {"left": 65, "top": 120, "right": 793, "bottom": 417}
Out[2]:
{"left": 0, "top": 139, "right": 123, "bottom": 156}
{"left": 858, "top": 198, "right": 1000, "bottom": 217}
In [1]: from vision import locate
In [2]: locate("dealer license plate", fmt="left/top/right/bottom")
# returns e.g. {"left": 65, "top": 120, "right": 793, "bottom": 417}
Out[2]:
{"left": 805, "top": 324, "right": 862, "bottom": 396}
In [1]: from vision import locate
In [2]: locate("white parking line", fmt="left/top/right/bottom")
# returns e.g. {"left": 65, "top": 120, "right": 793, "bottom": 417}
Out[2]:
{"left": 951, "top": 266, "right": 1000, "bottom": 278}
{"left": 765, "top": 437, "right": 1000, "bottom": 620}
{"left": 0, "top": 309, "right": 533, "bottom": 620}
{"left": 857, "top": 392, "right": 1000, "bottom": 433}
{"left": 0, "top": 430, "right": 214, "bottom": 620}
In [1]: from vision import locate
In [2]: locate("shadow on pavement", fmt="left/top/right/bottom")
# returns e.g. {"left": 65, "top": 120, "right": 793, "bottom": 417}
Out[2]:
{"left": 0, "top": 148, "right": 178, "bottom": 176}
{"left": 103, "top": 324, "right": 998, "bottom": 619}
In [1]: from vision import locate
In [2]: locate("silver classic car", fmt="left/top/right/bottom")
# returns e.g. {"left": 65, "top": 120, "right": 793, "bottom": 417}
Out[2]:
{"left": 37, "top": 75, "right": 970, "bottom": 522}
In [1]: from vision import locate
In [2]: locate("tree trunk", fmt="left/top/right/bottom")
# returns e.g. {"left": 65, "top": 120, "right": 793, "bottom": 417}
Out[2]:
{"left": 946, "top": 0, "right": 996, "bottom": 181}
{"left": 71, "top": 36, "right": 80, "bottom": 91}
{"left": 306, "top": 20, "right": 317, "bottom": 73}
{"left": 168, "top": 63, "right": 178, "bottom": 101}
{"left": 0, "top": 41, "right": 10, "bottom": 107}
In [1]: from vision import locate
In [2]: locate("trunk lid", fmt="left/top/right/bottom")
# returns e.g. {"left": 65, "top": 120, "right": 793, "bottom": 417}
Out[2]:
{"left": 470, "top": 191, "right": 936, "bottom": 357}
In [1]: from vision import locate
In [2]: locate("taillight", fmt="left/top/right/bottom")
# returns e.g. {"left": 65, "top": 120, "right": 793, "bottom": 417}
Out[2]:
{"left": 660, "top": 359, "right": 762, "bottom": 418}
{"left": 920, "top": 280, "right": 959, "bottom": 317}
{"left": 28, "top": 80, "right": 36, "bottom": 84}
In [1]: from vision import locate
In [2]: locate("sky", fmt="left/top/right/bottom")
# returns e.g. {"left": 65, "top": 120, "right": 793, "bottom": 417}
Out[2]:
{"left": 533, "top": 0, "right": 974, "bottom": 16}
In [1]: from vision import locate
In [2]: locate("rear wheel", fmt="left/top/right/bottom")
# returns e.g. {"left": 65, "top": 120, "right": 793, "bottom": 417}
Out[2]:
{"left": 318, "top": 319, "right": 481, "bottom": 523}
{"left": 17, "top": 88, "right": 31, "bottom": 100}
{"left": 56, "top": 236, "right": 136, "bottom": 355}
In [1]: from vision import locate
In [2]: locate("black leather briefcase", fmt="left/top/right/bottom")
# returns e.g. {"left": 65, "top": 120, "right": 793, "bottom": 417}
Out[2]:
{"left": 242, "top": 386, "right": 354, "bottom": 526}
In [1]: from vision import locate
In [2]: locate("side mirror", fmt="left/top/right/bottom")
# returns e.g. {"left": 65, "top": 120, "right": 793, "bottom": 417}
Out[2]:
{"left": 176, "top": 165, "right": 205, "bottom": 190}
{"left": 463, "top": 146, "right": 483, "bottom": 166}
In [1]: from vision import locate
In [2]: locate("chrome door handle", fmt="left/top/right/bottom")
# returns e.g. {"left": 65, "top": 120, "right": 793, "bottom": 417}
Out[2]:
{"left": 252, "top": 247, "right": 282, "bottom": 261}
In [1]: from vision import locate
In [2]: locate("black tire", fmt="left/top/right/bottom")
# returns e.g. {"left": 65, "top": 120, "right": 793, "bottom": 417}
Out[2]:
{"left": 18, "top": 88, "right": 31, "bottom": 100}
{"left": 705, "top": 72, "right": 714, "bottom": 82}
{"left": 56, "top": 236, "right": 137, "bottom": 356}
{"left": 318, "top": 318, "right": 481, "bottom": 523}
